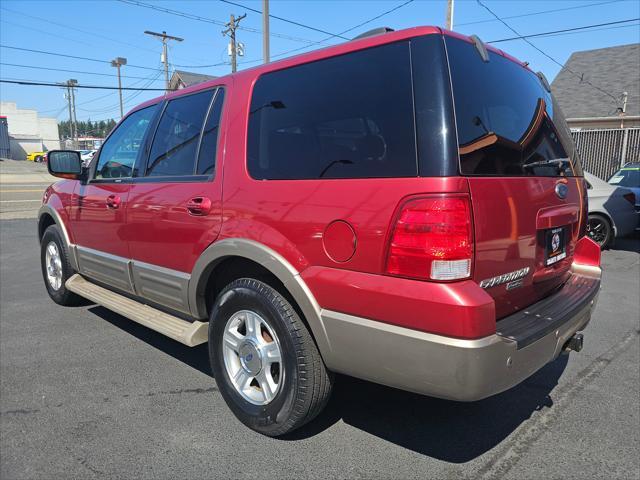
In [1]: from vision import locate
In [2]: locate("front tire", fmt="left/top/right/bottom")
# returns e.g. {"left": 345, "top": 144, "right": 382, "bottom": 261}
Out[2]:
{"left": 40, "top": 225, "right": 82, "bottom": 306}
{"left": 587, "top": 214, "right": 613, "bottom": 249}
{"left": 209, "top": 278, "right": 332, "bottom": 437}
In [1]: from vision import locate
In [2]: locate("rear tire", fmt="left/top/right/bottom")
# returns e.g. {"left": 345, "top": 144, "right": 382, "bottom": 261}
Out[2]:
{"left": 40, "top": 225, "right": 82, "bottom": 306}
{"left": 587, "top": 214, "right": 613, "bottom": 249}
{"left": 209, "top": 278, "right": 332, "bottom": 437}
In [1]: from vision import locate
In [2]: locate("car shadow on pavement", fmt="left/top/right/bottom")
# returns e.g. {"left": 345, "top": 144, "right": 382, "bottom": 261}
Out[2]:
{"left": 87, "top": 306, "right": 213, "bottom": 377}
{"left": 288, "top": 355, "right": 568, "bottom": 463}
{"left": 87, "top": 304, "right": 568, "bottom": 463}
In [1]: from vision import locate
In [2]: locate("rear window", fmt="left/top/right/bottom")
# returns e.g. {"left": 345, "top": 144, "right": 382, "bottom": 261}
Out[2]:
{"left": 446, "top": 36, "right": 582, "bottom": 177}
{"left": 247, "top": 42, "right": 417, "bottom": 180}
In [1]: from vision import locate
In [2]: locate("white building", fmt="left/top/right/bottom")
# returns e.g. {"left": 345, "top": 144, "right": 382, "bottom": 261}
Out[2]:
{"left": 0, "top": 102, "right": 60, "bottom": 159}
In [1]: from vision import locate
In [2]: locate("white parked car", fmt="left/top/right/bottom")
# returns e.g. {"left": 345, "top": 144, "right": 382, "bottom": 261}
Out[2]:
{"left": 584, "top": 171, "right": 637, "bottom": 248}
{"left": 78, "top": 150, "right": 97, "bottom": 167}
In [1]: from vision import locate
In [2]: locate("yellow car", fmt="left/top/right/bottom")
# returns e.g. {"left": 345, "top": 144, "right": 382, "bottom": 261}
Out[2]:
{"left": 26, "top": 151, "right": 46, "bottom": 162}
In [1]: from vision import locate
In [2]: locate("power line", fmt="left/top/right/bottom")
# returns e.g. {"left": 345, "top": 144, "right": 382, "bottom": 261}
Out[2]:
{"left": 0, "top": 79, "right": 170, "bottom": 91}
{"left": 239, "top": 0, "right": 415, "bottom": 66}
{"left": 521, "top": 22, "right": 639, "bottom": 40}
{"left": 0, "top": 45, "right": 163, "bottom": 72}
{"left": 0, "top": 19, "right": 96, "bottom": 48}
{"left": 0, "top": 62, "right": 165, "bottom": 81}
{"left": 75, "top": 71, "right": 162, "bottom": 107}
{"left": 475, "top": 0, "right": 623, "bottom": 104}
{"left": 488, "top": 18, "right": 640, "bottom": 43}
{"left": 219, "top": 0, "right": 350, "bottom": 40}
{"left": 460, "top": 0, "right": 624, "bottom": 26}
{"left": 117, "top": 0, "right": 330, "bottom": 45}
{"left": 0, "top": 6, "right": 219, "bottom": 66}
{"left": 153, "top": 0, "right": 415, "bottom": 70}
{"left": 173, "top": 60, "right": 228, "bottom": 68}
{"left": 0, "top": 6, "right": 157, "bottom": 54}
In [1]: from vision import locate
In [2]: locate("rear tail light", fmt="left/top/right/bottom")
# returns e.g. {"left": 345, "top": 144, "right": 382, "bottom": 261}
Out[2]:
{"left": 385, "top": 195, "right": 473, "bottom": 281}
{"left": 623, "top": 192, "right": 636, "bottom": 205}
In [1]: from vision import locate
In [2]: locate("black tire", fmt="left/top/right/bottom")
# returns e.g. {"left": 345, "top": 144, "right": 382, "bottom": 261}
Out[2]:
{"left": 588, "top": 213, "right": 613, "bottom": 249}
{"left": 40, "top": 225, "right": 82, "bottom": 306}
{"left": 208, "top": 278, "right": 332, "bottom": 437}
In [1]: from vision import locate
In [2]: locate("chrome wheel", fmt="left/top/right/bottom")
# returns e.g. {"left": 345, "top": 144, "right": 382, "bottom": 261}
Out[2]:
{"left": 222, "top": 310, "right": 283, "bottom": 405}
{"left": 587, "top": 216, "right": 610, "bottom": 247}
{"left": 45, "top": 241, "right": 63, "bottom": 290}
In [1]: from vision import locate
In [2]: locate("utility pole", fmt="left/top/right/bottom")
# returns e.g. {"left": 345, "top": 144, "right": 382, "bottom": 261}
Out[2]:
{"left": 64, "top": 79, "right": 78, "bottom": 149}
{"left": 144, "top": 30, "right": 183, "bottom": 92}
{"left": 64, "top": 83, "right": 73, "bottom": 148}
{"left": 445, "top": 0, "right": 454, "bottom": 30}
{"left": 111, "top": 57, "right": 127, "bottom": 119}
{"left": 70, "top": 79, "right": 78, "bottom": 148}
{"left": 223, "top": 13, "right": 246, "bottom": 73}
{"left": 620, "top": 91, "right": 628, "bottom": 128}
{"left": 262, "top": 0, "right": 270, "bottom": 63}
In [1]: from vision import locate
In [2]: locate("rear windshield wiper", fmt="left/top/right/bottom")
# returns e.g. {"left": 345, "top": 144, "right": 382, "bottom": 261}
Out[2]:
{"left": 319, "top": 159, "right": 354, "bottom": 178}
{"left": 523, "top": 158, "right": 571, "bottom": 174}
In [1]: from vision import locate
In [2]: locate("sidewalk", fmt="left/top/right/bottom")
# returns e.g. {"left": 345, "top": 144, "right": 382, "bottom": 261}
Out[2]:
{"left": 0, "top": 159, "right": 54, "bottom": 220}
{"left": 0, "top": 158, "right": 56, "bottom": 184}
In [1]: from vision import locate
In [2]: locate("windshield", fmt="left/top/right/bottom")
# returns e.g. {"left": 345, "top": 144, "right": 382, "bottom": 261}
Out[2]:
{"left": 609, "top": 166, "right": 639, "bottom": 188}
{"left": 446, "top": 36, "right": 582, "bottom": 177}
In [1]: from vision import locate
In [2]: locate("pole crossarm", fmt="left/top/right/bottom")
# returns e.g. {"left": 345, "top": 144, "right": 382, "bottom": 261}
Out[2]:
{"left": 144, "top": 30, "right": 183, "bottom": 92}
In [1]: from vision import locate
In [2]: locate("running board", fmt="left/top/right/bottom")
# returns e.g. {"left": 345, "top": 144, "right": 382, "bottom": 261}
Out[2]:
{"left": 66, "top": 274, "right": 208, "bottom": 347}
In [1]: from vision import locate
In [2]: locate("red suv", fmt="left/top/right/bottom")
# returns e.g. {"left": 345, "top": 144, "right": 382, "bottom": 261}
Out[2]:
{"left": 39, "top": 26, "right": 602, "bottom": 436}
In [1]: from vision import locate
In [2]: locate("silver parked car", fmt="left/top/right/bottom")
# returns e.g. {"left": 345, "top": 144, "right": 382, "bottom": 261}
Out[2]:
{"left": 584, "top": 171, "right": 637, "bottom": 248}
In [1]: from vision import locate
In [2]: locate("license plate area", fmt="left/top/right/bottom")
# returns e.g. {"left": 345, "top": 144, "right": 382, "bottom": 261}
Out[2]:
{"left": 545, "top": 226, "right": 567, "bottom": 266}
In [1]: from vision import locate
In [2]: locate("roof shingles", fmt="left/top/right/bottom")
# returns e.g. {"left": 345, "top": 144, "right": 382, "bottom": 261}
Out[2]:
{"left": 550, "top": 43, "right": 639, "bottom": 119}
{"left": 170, "top": 70, "right": 217, "bottom": 89}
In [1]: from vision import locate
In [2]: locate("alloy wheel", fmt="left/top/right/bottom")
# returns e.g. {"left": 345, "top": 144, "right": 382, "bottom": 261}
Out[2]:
{"left": 222, "top": 310, "right": 283, "bottom": 405}
{"left": 587, "top": 217, "right": 610, "bottom": 247}
{"left": 45, "top": 241, "right": 63, "bottom": 290}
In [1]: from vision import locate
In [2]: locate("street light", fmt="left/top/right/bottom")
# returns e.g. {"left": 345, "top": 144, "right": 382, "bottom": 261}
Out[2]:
{"left": 111, "top": 57, "right": 127, "bottom": 119}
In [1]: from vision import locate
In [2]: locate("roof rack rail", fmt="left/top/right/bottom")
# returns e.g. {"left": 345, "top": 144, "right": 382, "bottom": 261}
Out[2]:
{"left": 352, "top": 27, "right": 394, "bottom": 41}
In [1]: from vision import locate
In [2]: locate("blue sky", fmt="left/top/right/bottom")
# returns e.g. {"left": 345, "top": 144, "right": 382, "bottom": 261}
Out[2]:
{"left": 1, "top": 0, "right": 638, "bottom": 122}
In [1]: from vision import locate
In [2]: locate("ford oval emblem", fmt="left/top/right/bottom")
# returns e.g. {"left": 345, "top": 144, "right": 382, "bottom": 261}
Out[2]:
{"left": 555, "top": 183, "right": 568, "bottom": 199}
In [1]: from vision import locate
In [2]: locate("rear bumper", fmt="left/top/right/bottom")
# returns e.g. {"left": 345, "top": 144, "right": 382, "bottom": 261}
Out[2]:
{"left": 319, "top": 263, "right": 601, "bottom": 401}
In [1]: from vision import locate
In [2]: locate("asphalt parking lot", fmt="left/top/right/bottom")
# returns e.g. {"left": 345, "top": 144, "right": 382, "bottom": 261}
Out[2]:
{"left": 0, "top": 165, "right": 638, "bottom": 479}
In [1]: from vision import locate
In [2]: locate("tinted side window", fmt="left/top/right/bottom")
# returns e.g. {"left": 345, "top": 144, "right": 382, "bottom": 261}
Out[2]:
{"left": 197, "top": 89, "right": 225, "bottom": 175}
{"left": 146, "top": 90, "right": 214, "bottom": 177}
{"left": 247, "top": 42, "right": 417, "bottom": 179}
{"left": 94, "top": 105, "right": 157, "bottom": 179}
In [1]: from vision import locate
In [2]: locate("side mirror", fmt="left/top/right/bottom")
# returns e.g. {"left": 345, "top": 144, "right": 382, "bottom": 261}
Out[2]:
{"left": 47, "top": 150, "right": 83, "bottom": 179}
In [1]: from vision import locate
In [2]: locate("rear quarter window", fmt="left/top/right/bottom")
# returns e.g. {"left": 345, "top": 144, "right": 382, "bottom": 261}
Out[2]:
{"left": 247, "top": 42, "right": 417, "bottom": 180}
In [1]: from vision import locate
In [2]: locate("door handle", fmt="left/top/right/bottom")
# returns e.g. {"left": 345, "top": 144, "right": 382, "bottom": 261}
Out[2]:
{"left": 106, "top": 194, "right": 121, "bottom": 209}
{"left": 186, "top": 197, "right": 212, "bottom": 216}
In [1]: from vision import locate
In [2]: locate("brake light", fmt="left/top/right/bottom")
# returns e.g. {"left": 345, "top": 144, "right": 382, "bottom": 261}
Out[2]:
{"left": 385, "top": 195, "right": 473, "bottom": 281}
{"left": 623, "top": 192, "right": 635, "bottom": 205}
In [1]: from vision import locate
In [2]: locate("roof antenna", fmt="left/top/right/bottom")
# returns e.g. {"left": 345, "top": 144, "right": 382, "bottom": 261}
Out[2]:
{"left": 469, "top": 35, "right": 489, "bottom": 62}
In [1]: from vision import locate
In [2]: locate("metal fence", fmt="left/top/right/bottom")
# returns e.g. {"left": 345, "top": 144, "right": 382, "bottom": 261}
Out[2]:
{"left": 572, "top": 128, "right": 640, "bottom": 180}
